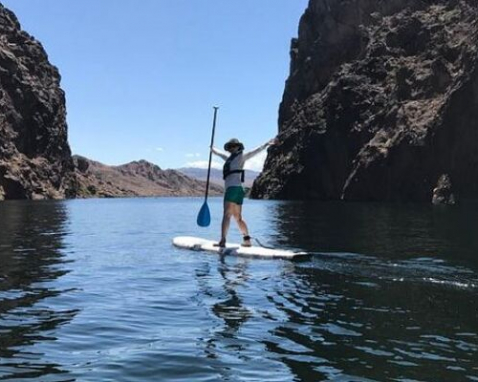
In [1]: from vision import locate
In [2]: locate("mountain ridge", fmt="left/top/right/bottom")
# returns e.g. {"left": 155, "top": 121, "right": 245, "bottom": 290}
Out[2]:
{"left": 178, "top": 167, "right": 260, "bottom": 188}
{"left": 73, "top": 156, "right": 223, "bottom": 198}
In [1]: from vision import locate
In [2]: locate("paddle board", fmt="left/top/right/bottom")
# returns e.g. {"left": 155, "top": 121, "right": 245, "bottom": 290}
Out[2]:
{"left": 172, "top": 236, "right": 309, "bottom": 260}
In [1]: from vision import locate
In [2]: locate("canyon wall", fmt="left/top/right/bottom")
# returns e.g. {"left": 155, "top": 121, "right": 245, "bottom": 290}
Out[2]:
{"left": 0, "top": 4, "right": 76, "bottom": 200}
{"left": 252, "top": 0, "right": 478, "bottom": 203}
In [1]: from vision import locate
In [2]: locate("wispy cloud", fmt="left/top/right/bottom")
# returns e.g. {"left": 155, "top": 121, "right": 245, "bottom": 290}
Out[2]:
{"left": 186, "top": 160, "right": 222, "bottom": 169}
{"left": 156, "top": 147, "right": 164, "bottom": 152}
{"left": 244, "top": 151, "right": 267, "bottom": 172}
{"left": 184, "top": 151, "right": 267, "bottom": 172}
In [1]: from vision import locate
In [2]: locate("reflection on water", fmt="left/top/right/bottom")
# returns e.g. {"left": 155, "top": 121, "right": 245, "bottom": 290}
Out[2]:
{"left": 259, "top": 200, "right": 478, "bottom": 381}
{"left": 0, "top": 198, "right": 477, "bottom": 381}
{"left": 263, "top": 266, "right": 478, "bottom": 381}
{"left": 212, "top": 259, "right": 252, "bottom": 335}
{"left": 268, "top": 200, "right": 478, "bottom": 262}
{"left": 0, "top": 201, "right": 77, "bottom": 381}
{"left": 195, "top": 258, "right": 253, "bottom": 372}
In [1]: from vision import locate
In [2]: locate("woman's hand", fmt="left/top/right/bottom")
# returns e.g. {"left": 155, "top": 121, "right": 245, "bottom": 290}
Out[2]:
{"left": 268, "top": 138, "right": 279, "bottom": 146}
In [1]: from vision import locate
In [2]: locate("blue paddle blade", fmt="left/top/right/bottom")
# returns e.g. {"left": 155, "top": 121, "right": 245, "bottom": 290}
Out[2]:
{"left": 197, "top": 202, "right": 211, "bottom": 227}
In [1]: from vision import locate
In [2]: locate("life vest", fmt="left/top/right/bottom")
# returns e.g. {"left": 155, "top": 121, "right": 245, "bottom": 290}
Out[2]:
{"left": 223, "top": 151, "right": 245, "bottom": 182}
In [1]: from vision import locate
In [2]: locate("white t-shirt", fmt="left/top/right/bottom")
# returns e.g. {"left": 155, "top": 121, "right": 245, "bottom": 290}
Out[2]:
{"left": 212, "top": 143, "right": 269, "bottom": 189}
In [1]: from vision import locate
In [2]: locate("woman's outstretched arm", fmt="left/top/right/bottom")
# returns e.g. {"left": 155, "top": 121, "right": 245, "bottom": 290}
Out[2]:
{"left": 243, "top": 138, "right": 278, "bottom": 161}
{"left": 211, "top": 147, "right": 228, "bottom": 161}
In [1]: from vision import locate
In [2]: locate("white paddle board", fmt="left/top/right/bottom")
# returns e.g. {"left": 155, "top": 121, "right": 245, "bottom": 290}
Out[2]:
{"left": 173, "top": 236, "right": 308, "bottom": 260}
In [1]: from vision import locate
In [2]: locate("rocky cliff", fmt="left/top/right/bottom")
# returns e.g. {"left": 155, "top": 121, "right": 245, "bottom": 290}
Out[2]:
{"left": 73, "top": 156, "right": 223, "bottom": 198}
{"left": 0, "top": 4, "right": 75, "bottom": 200}
{"left": 252, "top": 0, "right": 478, "bottom": 203}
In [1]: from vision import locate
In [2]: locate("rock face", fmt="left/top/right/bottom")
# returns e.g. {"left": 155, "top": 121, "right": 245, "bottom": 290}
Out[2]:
{"left": 432, "top": 173, "right": 456, "bottom": 205}
{"left": 0, "top": 4, "right": 75, "bottom": 200}
{"left": 252, "top": 0, "right": 478, "bottom": 202}
{"left": 73, "top": 156, "right": 223, "bottom": 198}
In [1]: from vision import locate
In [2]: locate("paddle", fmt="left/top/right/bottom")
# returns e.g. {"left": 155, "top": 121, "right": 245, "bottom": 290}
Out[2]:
{"left": 197, "top": 106, "right": 219, "bottom": 227}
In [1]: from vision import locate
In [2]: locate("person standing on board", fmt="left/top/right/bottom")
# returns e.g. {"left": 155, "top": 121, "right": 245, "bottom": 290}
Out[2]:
{"left": 211, "top": 137, "right": 278, "bottom": 248}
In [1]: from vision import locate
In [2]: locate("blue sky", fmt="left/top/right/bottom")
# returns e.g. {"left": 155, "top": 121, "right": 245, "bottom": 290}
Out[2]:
{"left": 2, "top": 0, "right": 308, "bottom": 171}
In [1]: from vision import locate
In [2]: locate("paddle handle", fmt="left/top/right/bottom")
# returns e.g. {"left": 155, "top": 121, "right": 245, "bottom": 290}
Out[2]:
{"left": 204, "top": 106, "right": 219, "bottom": 201}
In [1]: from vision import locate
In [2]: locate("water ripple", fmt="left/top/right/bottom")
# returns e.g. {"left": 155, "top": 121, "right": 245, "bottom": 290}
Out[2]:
{"left": 1, "top": 199, "right": 478, "bottom": 381}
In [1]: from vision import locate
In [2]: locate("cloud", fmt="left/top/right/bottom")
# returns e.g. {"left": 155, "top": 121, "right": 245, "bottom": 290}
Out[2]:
{"left": 185, "top": 152, "right": 267, "bottom": 172}
{"left": 185, "top": 153, "right": 201, "bottom": 158}
{"left": 244, "top": 151, "right": 267, "bottom": 172}
{"left": 155, "top": 147, "right": 164, "bottom": 152}
{"left": 186, "top": 160, "right": 222, "bottom": 169}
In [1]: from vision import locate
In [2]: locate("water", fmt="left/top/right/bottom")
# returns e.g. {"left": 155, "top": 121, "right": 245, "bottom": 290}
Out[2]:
{"left": 1, "top": 198, "right": 477, "bottom": 382}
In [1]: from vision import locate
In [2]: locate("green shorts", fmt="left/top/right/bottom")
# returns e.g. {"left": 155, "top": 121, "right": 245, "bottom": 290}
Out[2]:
{"left": 224, "top": 186, "right": 245, "bottom": 205}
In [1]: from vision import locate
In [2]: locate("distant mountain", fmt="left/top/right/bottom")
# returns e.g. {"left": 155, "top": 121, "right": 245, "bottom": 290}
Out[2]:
{"left": 73, "top": 156, "right": 223, "bottom": 198}
{"left": 178, "top": 167, "right": 260, "bottom": 188}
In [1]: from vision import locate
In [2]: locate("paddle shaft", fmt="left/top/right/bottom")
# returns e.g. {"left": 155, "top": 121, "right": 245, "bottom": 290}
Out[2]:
{"left": 204, "top": 107, "right": 219, "bottom": 201}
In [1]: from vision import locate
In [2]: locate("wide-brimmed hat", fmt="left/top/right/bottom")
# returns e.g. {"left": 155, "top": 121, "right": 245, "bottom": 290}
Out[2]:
{"left": 224, "top": 138, "right": 244, "bottom": 151}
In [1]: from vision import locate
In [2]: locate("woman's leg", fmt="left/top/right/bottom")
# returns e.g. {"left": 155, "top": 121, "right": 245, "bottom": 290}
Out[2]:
{"left": 232, "top": 204, "right": 251, "bottom": 246}
{"left": 218, "top": 201, "right": 234, "bottom": 246}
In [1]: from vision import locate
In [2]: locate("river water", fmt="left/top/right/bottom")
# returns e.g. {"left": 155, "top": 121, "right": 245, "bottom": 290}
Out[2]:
{"left": 0, "top": 197, "right": 477, "bottom": 381}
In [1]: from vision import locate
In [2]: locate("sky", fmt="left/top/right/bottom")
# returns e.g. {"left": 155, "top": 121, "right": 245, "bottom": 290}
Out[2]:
{"left": 2, "top": 0, "right": 309, "bottom": 171}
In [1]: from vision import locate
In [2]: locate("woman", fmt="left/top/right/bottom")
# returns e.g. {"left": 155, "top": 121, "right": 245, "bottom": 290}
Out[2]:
{"left": 211, "top": 137, "right": 277, "bottom": 247}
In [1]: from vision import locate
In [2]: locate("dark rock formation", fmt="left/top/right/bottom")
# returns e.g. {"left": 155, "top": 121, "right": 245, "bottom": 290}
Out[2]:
{"left": 252, "top": 0, "right": 478, "bottom": 203}
{"left": 432, "top": 173, "right": 456, "bottom": 205}
{"left": 0, "top": 4, "right": 75, "bottom": 200}
{"left": 73, "top": 156, "right": 223, "bottom": 198}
